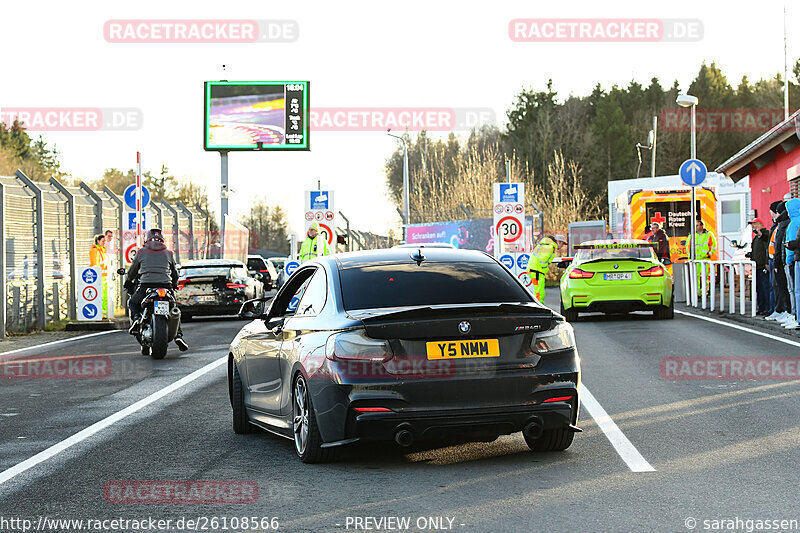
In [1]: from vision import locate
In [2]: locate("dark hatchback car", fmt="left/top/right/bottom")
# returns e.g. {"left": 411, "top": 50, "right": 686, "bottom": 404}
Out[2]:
{"left": 247, "top": 255, "right": 278, "bottom": 290}
{"left": 176, "top": 259, "right": 263, "bottom": 320}
{"left": 228, "top": 248, "right": 581, "bottom": 463}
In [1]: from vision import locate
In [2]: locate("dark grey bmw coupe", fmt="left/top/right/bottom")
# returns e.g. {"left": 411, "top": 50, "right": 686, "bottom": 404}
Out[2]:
{"left": 228, "top": 248, "right": 581, "bottom": 463}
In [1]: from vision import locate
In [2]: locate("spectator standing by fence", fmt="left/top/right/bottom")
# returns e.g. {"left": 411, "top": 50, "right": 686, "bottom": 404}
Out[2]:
{"left": 747, "top": 219, "right": 771, "bottom": 315}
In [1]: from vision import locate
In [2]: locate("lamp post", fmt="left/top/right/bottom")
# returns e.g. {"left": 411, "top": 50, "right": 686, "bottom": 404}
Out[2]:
{"left": 387, "top": 132, "right": 409, "bottom": 241}
{"left": 676, "top": 94, "right": 699, "bottom": 260}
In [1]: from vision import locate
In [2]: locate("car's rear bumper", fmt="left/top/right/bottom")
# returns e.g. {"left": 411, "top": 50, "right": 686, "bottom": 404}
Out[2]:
{"left": 349, "top": 401, "right": 577, "bottom": 443}
{"left": 306, "top": 352, "right": 580, "bottom": 443}
{"left": 562, "top": 281, "right": 672, "bottom": 312}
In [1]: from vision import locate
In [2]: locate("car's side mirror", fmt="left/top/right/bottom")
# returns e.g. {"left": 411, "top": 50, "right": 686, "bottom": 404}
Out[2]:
{"left": 238, "top": 297, "right": 272, "bottom": 319}
{"left": 556, "top": 258, "right": 573, "bottom": 269}
{"left": 117, "top": 268, "right": 126, "bottom": 275}
{"left": 254, "top": 272, "right": 263, "bottom": 280}
{"left": 266, "top": 316, "right": 284, "bottom": 332}
{"left": 660, "top": 257, "right": 672, "bottom": 266}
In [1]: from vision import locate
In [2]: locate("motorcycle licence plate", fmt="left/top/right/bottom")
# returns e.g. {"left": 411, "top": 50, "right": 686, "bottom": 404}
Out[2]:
{"left": 154, "top": 301, "right": 170, "bottom": 315}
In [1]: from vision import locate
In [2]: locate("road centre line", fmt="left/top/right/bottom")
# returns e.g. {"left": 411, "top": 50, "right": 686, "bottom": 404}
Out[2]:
{"left": 0, "top": 355, "right": 227, "bottom": 486}
{"left": 675, "top": 310, "right": 800, "bottom": 349}
{"left": 580, "top": 384, "right": 656, "bottom": 472}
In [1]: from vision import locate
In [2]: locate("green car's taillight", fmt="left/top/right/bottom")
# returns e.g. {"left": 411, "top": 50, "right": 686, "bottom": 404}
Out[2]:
{"left": 638, "top": 266, "right": 664, "bottom": 277}
{"left": 569, "top": 268, "right": 594, "bottom": 279}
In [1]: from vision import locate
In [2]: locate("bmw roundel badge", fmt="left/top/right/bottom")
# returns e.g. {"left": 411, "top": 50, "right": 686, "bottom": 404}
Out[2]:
{"left": 458, "top": 321, "right": 471, "bottom": 334}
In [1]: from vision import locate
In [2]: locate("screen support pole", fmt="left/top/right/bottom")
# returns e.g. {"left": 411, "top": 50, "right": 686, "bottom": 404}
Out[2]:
{"left": 220, "top": 150, "right": 229, "bottom": 257}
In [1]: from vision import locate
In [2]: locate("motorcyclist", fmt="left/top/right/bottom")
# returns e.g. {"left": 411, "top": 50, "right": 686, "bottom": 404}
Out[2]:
{"left": 125, "top": 228, "right": 188, "bottom": 351}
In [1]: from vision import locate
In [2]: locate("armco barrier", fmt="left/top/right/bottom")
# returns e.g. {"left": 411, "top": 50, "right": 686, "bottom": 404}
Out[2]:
{"left": 1, "top": 171, "right": 215, "bottom": 333}
{"left": 682, "top": 260, "right": 756, "bottom": 317}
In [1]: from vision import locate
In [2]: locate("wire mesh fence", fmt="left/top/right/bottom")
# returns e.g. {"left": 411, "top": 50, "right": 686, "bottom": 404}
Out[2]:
{"left": 1, "top": 171, "right": 215, "bottom": 334}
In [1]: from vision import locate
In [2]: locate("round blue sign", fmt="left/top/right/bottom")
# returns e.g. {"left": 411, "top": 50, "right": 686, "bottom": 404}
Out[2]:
{"left": 517, "top": 254, "right": 530, "bottom": 270}
{"left": 679, "top": 159, "right": 707, "bottom": 187}
{"left": 499, "top": 254, "right": 515, "bottom": 269}
{"left": 124, "top": 184, "right": 151, "bottom": 210}
{"left": 284, "top": 260, "right": 300, "bottom": 277}
{"left": 82, "top": 303, "right": 98, "bottom": 320}
{"left": 287, "top": 296, "right": 300, "bottom": 313}
{"left": 81, "top": 268, "right": 98, "bottom": 284}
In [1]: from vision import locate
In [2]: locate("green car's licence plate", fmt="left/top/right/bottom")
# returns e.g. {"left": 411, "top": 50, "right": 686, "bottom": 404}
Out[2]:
{"left": 604, "top": 273, "right": 632, "bottom": 281}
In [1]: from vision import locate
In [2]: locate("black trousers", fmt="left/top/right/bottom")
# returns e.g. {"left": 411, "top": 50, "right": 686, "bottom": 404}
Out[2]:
{"left": 773, "top": 262, "right": 790, "bottom": 314}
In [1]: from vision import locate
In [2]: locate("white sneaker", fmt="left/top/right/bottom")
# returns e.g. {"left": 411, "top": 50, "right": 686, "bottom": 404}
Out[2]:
{"left": 782, "top": 319, "right": 800, "bottom": 329}
{"left": 776, "top": 312, "right": 792, "bottom": 323}
{"left": 765, "top": 311, "right": 782, "bottom": 320}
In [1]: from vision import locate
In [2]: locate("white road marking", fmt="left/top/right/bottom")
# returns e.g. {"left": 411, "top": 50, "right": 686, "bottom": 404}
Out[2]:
{"left": 580, "top": 383, "right": 656, "bottom": 472}
{"left": 0, "top": 355, "right": 227, "bottom": 486}
{"left": 0, "top": 330, "right": 122, "bottom": 356}
{"left": 676, "top": 310, "right": 800, "bottom": 349}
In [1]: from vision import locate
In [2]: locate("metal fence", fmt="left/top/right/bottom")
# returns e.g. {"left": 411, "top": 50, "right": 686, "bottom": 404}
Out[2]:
{"left": 680, "top": 260, "right": 757, "bottom": 316}
{"left": 1, "top": 171, "right": 214, "bottom": 335}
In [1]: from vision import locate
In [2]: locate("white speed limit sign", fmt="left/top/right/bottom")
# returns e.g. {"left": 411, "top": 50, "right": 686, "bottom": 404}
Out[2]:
{"left": 496, "top": 216, "right": 522, "bottom": 243}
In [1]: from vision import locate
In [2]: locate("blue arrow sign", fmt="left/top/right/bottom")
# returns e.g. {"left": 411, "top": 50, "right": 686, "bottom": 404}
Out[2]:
{"left": 679, "top": 159, "right": 707, "bottom": 187}
{"left": 124, "top": 184, "right": 151, "bottom": 210}
{"left": 82, "top": 303, "right": 98, "bottom": 320}
{"left": 284, "top": 260, "right": 300, "bottom": 277}
{"left": 499, "top": 254, "right": 515, "bottom": 269}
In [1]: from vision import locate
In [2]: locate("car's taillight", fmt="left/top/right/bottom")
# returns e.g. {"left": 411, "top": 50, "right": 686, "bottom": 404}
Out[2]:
{"left": 325, "top": 330, "right": 393, "bottom": 362}
{"left": 227, "top": 283, "right": 247, "bottom": 289}
{"left": 569, "top": 268, "right": 594, "bottom": 279}
{"left": 354, "top": 407, "right": 392, "bottom": 412}
{"left": 638, "top": 266, "right": 664, "bottom": 277}
{"left": 544, "top": 395, "right": 574, "bottom": 403}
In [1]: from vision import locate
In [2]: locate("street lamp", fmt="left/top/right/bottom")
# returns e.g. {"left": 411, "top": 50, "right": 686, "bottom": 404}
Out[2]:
{"left": 676, "top": 93, "right": 699, "bottom": 261}
{"left": 387, "top": 131, "right": 409, "bottom": 241}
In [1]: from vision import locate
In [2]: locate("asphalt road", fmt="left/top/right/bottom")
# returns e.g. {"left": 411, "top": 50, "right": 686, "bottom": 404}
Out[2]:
{"left": 2, "top": 296, "right": 800, "bottom": 533}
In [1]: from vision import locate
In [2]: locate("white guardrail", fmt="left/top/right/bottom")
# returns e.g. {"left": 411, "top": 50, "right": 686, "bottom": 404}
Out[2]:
{"left": 681, "top": 260, "right": 756, "bottom": 317}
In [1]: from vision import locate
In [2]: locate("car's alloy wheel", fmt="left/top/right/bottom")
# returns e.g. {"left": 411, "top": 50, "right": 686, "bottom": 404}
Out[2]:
{"left": 292, "top": 374, "right": 335, "bottom": 463}
{"left": 293, "top": 376, "right": 310, "bottom": 455}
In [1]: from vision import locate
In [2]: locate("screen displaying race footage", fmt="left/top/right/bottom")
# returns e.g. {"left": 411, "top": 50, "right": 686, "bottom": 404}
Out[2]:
{"left": 204, "top": 81, "right": 309, "bottom": 151}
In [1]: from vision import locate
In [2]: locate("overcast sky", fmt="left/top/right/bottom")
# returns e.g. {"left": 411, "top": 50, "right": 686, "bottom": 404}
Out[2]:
{"left": 1, "top": 0, "right": 796, "bottom": 239}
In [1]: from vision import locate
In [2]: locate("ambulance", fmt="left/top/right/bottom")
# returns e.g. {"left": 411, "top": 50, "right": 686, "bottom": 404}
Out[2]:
{"left": 608, "top": 173, "right": 752, "bottom": 264}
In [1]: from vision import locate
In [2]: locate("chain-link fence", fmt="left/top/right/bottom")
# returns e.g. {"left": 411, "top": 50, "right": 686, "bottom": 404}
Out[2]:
{"left": 1, "top": 171, "right": 215, "bottom": 335}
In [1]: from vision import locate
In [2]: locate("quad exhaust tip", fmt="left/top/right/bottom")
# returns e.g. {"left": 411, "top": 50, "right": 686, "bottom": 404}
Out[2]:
{"left": 394, "top": 429, "right": 414, "bottom": 447}
{"left": 522, "top": 418, "right": 544, "bottom": 440}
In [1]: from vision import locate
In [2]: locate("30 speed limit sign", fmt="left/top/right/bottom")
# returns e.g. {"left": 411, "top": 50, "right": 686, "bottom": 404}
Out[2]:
{"left": 496, "top": 216, "right": 522, "bottom": 243}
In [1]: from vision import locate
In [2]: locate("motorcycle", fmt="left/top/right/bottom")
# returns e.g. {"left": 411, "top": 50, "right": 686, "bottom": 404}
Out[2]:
{"left": 118, "top": 268, "right": 182, "bottom": 359}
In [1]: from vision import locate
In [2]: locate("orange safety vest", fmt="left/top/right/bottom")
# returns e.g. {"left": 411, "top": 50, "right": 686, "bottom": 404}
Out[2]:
{"left": 769, "top": 229, "right": 776, "bottom": 258}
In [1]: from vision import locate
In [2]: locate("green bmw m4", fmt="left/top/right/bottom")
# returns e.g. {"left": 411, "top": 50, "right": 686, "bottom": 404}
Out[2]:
{"left": 558, "top": 240, "right": 674, "bottom": 321}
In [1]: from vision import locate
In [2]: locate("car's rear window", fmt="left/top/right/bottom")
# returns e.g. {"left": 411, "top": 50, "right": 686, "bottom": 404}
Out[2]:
{"left": 339, "top": 262, "right": 532, "bottom": 310}
{"left": 180, "top": 267, "right": 234, "bottom": 278}
{"left": 247, "top": 258, "right": 265, "bottom": 270}
{"left": 574, "top": 247, "right": 656, "bottom": 263}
